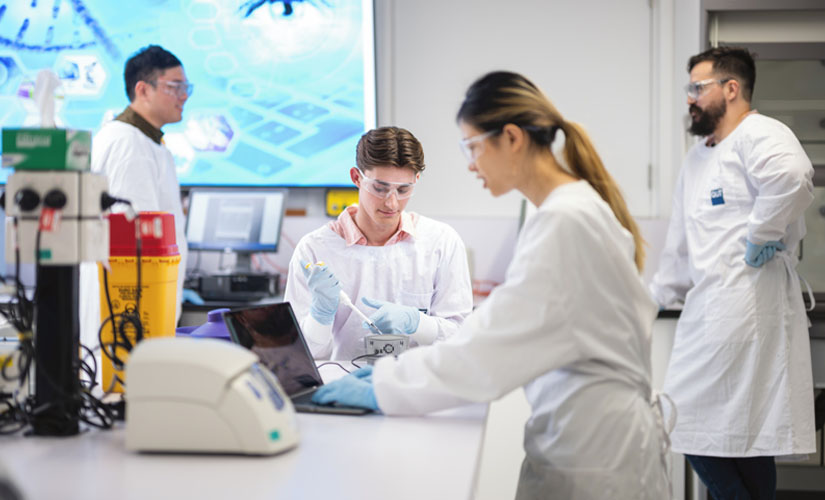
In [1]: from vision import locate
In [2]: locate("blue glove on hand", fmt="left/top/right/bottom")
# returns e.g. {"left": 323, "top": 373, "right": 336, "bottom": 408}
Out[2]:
{"left": 182, "top": 288, "right": 205, "bottom": 305}
{"left": 744, "top": 240, "right": 786, "bottom": 268}
{"left": 300, "top": 262, "right": 341, "bottom": 325}
{"left": 311, "top": 366, "right": 378, "bottom": 410}
{"left": 361, "top": 297, "right": 420, "bottom": 334}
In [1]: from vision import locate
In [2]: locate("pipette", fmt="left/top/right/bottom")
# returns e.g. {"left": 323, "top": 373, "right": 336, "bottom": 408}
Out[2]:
{"left": 304, "top": 262, "right": 383, "bottom": 335}
{"left": 339, "top": 290, "right": 383, "bottom": 335}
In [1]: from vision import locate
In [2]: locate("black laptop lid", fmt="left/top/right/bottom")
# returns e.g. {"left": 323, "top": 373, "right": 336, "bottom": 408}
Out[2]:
{"left": 223, "top": 302, "right": 323, "bottom": 396}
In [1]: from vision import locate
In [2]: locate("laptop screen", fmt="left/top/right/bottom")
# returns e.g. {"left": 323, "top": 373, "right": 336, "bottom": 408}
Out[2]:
{"left": 223, "top": 302, "right": 323, "bottom": 396}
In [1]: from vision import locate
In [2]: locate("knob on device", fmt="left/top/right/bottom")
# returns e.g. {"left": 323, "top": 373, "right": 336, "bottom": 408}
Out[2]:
{"left": 15, "top": 188, "right": 40, "bottom": 211}
{"left": 43, "top": 189, "right": 67, "bottom": 209}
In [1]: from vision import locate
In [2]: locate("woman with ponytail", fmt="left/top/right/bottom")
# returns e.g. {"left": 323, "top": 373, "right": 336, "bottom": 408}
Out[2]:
{"left": 312, "top": 71, "right": 670, "bottom": 500}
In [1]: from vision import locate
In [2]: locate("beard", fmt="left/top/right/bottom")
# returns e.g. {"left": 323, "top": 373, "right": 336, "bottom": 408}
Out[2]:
{"left": 688, "top": 99, "right": 726, "bottom": 137}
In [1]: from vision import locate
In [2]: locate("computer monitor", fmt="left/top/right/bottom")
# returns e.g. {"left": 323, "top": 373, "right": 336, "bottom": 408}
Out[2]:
{"left": 186, "top": 188, "right": 287, "bottom": 271}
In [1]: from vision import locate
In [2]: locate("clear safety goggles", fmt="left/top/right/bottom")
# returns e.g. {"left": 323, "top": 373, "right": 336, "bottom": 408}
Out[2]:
{"left": 356, "top": 169, "right": 417, "bottom": 200}
{"left": 152, "top": 79, "right": 194, "bottom": 98}
{"left": 684, "top": 78, "right": 731, "bottom": 100}
{"left": 459, "top": 129, "right": 498, "bottom": 162}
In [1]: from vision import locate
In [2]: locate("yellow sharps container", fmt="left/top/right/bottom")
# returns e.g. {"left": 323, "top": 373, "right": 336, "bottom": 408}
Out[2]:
{"left": 98, "top": 212, "right": 180, "bottom": 392}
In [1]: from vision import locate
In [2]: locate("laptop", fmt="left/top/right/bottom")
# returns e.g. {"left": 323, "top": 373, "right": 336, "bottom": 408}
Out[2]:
{"left": 223, "top": 302, "right": 371, "bottom": 415}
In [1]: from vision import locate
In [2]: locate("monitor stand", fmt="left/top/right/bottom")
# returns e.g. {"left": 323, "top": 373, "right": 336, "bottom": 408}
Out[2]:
{"left": 234, "top": 253, "right": 253, "bottom": 273}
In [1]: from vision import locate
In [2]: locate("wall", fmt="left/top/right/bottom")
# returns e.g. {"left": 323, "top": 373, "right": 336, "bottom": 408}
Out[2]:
{"left": 374, "top": 0, "right": 655, "bottom": 219}
{"left": 659, "top": 0, "right": 703, "bottom": 217}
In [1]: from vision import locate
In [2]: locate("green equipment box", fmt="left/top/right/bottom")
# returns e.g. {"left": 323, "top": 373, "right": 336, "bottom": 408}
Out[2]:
{"left": 1, "top": 128, "right": 91, "bottom": 171}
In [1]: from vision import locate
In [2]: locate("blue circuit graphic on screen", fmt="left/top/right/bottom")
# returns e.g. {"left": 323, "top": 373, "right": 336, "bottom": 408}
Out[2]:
{"left": 0, "top": 0, "right": 374, "bottom": 187}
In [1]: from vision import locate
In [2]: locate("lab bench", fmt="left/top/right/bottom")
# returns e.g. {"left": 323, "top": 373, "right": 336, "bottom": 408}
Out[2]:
{"left": 0, "top": 365, "right": 488, "bottom": 500}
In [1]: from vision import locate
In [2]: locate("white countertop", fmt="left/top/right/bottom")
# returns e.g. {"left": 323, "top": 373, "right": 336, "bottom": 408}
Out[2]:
{"left": 1, "top": 363, "right": 488, "bottom": 500}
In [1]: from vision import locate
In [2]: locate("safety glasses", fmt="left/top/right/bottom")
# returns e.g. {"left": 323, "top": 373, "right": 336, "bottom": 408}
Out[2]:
{"left": 356, "top": 169, "right": 417, "bottom": 200}
{"left": 684, "top": 78, "right": 731, "bottom": 100}
{"left": 152, "top": 80, "right": 194, "bottom": 98}
{"left": 459, "top": 129, "right": 498, "bottom": 162}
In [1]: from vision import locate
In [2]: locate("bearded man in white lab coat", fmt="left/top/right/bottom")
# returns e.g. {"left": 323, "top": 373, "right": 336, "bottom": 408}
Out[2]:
{"left": 79, "top": 45, "right": 189, "bottom": 357}
{"left": 651, "top": 46, "right": 815, "bottom": 498}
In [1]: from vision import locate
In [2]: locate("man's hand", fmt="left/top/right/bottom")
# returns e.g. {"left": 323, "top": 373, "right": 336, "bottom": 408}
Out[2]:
{"left": 744, "top": 240, "right": 785, "bottom": 268}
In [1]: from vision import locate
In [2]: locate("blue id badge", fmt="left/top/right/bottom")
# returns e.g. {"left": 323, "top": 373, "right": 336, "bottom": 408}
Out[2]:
{"left": 710, "top": 188, "right": 725, "bottom": 206}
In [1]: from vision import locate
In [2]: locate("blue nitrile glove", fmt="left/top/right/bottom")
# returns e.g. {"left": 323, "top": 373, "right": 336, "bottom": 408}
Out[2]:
{"left": 300, "top": 262, "right": 341, "bottom": 325}
{"left": 182, "top": 288, "right": 205, "bottom": 305}
{"left": 311, "top": 366, "right": 378, "bottom": 410}
{"left": 744, "top": 240, "right": 786, "bottom": 268}
{"left": 361, "top": 297, "right": 420, "bottom": 334}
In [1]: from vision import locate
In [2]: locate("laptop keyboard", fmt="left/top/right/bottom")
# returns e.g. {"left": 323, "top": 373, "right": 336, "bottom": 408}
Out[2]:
{"left": 291, "top": 390, "right": 317, "bottom": 406}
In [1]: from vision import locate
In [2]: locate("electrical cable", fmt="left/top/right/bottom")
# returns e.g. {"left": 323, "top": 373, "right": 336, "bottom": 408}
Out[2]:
{"left": 315, "top": 361, "right": 351, "bottom": 374}
{"left": 134, "top": 213, "right": 143, "bottom": 343}
{"left": 96, "top": 204, "right": 143, "bottom": 384}
{"left": 0, "top": 199, "right": 141, "bottom": 434}
{"left": 0, "top": 218, "right": 36, "bottom": 434}
{"left": 349, "top": 353, "right": 376, "bottom": 370}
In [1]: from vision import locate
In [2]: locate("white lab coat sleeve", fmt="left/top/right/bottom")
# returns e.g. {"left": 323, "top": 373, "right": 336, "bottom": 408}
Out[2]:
{"left": 283, "top": 239, "right": 333, "bottom": 358}
{"left": 410, "top": 230, "right": 473, "bottom": 345}
{"left": 373, "top": 211, "right": 582, "bottom": 416}
{"left": 744, "top": 129, "right": 814, "bottom": 244}
{"left": 301, "top": 316, "right": 334, "bottom": 358}
{"left": 95, "top": 137, "right": 162, "bottom": 212}
{"left": 649, "top": 169, "right": 692, "bottom": 307}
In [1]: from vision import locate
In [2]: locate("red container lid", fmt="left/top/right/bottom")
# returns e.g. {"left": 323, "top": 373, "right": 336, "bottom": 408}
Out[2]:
{"left": 108, "top": 211, "right": 179, "bottom": 257}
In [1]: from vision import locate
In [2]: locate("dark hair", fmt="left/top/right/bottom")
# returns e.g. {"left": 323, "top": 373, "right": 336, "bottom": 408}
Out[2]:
{"left": 124, "top": 45, "right": 182, "bottom": 102}
{"left": 688, "top": 46, "right": 756, "bottom": 102}
{"left": 356, "top": 126, "right": 425, "bottom": 173}
{"left": 457, "top": 71, "right": 646, "bottom": 271}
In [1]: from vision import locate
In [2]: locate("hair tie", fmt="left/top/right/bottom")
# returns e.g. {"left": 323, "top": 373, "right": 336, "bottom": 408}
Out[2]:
{"left": 548, "top": 125, "right": 560, "bottom": 144}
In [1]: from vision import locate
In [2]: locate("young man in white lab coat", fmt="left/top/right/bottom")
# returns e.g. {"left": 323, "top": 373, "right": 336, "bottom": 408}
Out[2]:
{"left": 650, "top": 46, "right": 815, "bottom": 498}
{"left": 79, "top": 45, "right": 189, "bottom": 357}
{"left": 283, "top": 126, "right": 473, "bottom": 361}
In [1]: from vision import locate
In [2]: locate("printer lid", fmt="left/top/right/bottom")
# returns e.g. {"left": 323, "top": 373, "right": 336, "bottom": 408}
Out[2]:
{"left": 127, "top": 337, "right": 258, "bottom": 405}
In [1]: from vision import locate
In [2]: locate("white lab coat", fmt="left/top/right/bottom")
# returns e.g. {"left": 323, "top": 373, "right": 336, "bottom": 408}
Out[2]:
{"left": 284, "top": 210, "right": 473, "bottom": 361}
{"left": 373, "top": 181, "right": 670, "bottom": 500}
{"left": 651, "top": 113, "right": 815, "bottom": 457}
{"left": 79, "top": 120, "right": 187, "bottom": 353}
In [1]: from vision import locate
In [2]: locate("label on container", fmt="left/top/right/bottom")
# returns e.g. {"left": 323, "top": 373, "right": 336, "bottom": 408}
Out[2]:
{"left": 39, "top": 208, "right": 61, "bottom": 232}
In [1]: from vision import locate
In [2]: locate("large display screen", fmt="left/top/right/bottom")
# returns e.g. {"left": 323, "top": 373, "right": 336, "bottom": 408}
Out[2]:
{"left": 0, "top": 0, "right": 376, "bottom": 186}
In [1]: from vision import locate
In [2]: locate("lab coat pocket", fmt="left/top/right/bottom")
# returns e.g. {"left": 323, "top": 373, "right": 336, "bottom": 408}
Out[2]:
{"left": 691, "top": 176, "right": 748, "bottom": 235}
{"left": 400, "top": 289, "right": 433, "bottom": 314}
{"left": 704, "top": 284, "right": 757, "bottom": 344}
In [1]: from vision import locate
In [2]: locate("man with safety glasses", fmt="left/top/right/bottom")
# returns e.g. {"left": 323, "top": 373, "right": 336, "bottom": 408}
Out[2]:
{"left": 651, "top": 46, "right": 815, "bottom": 498}
{"left": 284, "top": 127, "right": 473, "bottom": 361}
{"left": 80, "top": 45, "right": 191, "bottom": 354}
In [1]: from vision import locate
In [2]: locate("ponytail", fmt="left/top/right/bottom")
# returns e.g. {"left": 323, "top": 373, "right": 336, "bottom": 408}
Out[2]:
{"left": 457, "top": 71, "right": 646, "bottom": 271}
{"left": 560, "top": 121, "right": 646, "bottom": 272}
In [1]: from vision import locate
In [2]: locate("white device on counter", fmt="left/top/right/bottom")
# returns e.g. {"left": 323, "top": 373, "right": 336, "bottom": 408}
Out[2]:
{"left": 364, "top": 334, "right": 408, "bottom": 357}
{"left": 4, "top": 171, "right": 109, "bottom": 264}
{"left": 126, "top": 337, "right": 299, "bottom": 455}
